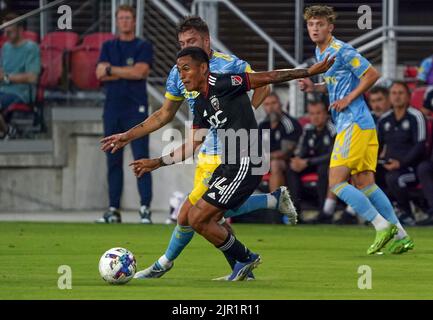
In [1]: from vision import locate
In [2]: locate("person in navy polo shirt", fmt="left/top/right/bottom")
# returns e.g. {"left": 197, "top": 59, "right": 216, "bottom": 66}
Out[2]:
{"left": 96, "top": 5, "right": 153, "bottom": 224}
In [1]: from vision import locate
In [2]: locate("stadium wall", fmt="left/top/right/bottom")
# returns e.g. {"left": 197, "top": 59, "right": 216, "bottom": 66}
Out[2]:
{"left": 0, "top": 107, "right": 194, "bottom": 212}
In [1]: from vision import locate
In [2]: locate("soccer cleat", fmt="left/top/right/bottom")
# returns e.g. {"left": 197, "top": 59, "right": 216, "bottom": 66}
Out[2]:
{"left": 212, "top": 272, "right": 255, "bottom": 281}
{"left": 272, "top": 186, "right": 298, "bottom": 225}
{"left": 228, "top": 253, "right": 261, "bottom": 281}
{"left": 134, "top": 261, "right": 173, "bottom": 279}
{"left": 95, "top": 209, "right": 122, "bottom": 223}
{"left": 388, "top": 236, "right": 414, "bottom": 254}
{"left": 367, "top": 225, "right": 398, "bottom": 255}
{"left": 139, "top": 206, "right": 153, "bottom": 224}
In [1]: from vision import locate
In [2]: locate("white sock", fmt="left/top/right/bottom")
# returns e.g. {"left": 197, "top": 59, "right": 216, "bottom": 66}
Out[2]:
{"left": 267, "top": 194, "right": 278, "bottom": 209}
{"left": 140, "top": 205, "right": 149, "bottom": 213}
{"left": 323, "top": 198, "right": 336, "bottom": 216}
{"left": 158, "top": 255, "right": 172, "bottom": 269}
{"left": 371, "top": 214, "right": 390, "bottom": 231}
{"left": 395, "top": 222, "right": 408, "bottom": 239}
{"left": 109, "top": 206, "right": 118, "bottom": 212}
{"left": 345, "top": 205, "right": 356, "bottom": 216}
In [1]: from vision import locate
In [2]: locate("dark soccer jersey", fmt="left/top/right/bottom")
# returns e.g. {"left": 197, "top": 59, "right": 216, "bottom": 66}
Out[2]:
{"left": 258, "top": 113, "right": 302, "bottom": 153}
{"left": 377, "top": 107, "right": 427, "bottom": 167}
{"left": 192, "top": 73, "right": 258, "bottom": 164}
{"left": 297, "top": 122, "right": 336, "bottom": 166}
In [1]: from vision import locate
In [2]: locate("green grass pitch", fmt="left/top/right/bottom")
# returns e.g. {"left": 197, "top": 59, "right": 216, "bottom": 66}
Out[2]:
{"left": 1, "top": 222, "right": 433, "bottom": 299}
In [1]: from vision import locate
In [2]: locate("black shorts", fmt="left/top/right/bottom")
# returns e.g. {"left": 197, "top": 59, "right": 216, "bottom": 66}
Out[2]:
{"left": 203, "top": 157, "right": 263, "bottom": 210}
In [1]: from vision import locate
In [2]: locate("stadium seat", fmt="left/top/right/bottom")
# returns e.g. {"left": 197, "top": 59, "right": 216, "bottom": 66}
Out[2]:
{"left": 81, "top": 32, "right": 115, "bottom": 48}
{"left": 410, "top": 86, "right": 427, "bottom": 110}
{"left": 404, "top": 65, "right": 418, "bottom": 79}
{"left": 39, "top": 31, "right": 79, "bottom": 88}
{"left": 70, "top": 33, "right": 115, "bottom": 90}
{"left": 297, "top": 116, "right": 311, "bottom": 127}
{"left": 22, "top": 30, "right": 39, "bottom": 43}
{"left": 0, "top": 35, "right": 6, "bottom": 48}
{"left": 300, "top": 172, "right": 319, "bottom": 187}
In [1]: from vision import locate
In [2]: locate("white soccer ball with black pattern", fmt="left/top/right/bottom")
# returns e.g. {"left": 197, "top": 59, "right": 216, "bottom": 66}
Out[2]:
{"left": 98, "top": 247, "right": 137, "bottom": 284}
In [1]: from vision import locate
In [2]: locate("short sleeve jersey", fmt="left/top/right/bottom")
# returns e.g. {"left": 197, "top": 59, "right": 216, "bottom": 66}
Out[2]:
{"left": 316, "top": 37, "right": 376, "bottom": 133}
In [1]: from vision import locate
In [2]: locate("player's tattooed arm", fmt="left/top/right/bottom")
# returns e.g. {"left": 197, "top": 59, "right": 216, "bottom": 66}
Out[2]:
{"left": 248, "top": 54, "right": 335, "bottom": 89}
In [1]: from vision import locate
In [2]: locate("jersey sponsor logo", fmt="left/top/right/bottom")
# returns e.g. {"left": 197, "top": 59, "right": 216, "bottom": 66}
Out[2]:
{"left": 231, "top": 75, "right": 243, "bottom": 86}
{"left": 402, "top": 119, "right": 410, "bottom": 130}
{"left": 207, "top": 110, "right": 227, "bottom": 128}
{"left": 210, "top": 95, "right": 220, "bottom": 110}
{"left": 324, "top": 76, "right": 337, "bottom": 85}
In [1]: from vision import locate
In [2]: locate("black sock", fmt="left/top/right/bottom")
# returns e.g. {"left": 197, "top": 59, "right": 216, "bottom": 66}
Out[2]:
{"left": 217, "top": 234, "right": 251, "bottom": 263}
{"left": 222, "top": 251, "right": 236, "bottom": 270}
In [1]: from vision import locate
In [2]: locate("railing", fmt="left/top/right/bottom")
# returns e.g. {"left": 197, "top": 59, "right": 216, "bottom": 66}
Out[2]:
{"left": 191, "top": 0, "right": 300, "bottom": 70}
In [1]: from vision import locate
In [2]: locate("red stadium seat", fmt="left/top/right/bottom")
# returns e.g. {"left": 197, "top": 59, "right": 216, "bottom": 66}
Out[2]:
{"left": 404, "top": 65, "right": 418, "bottom": 79}
{"left": 410, "top": 86, "right": 427, "bottom": 110}
{"left": 298, "top": 116, "right": 311, "bottom": 127}
{"left": 301, "top": 172, "right": 318, "bottom": 186}
{"left": 39, "top": 32, "right": 79, "bottom": 88}
{"left": 82, "top": 32, "right": 115, "bottom": 49}
{"left": 3, "top": 103, "right": 32, "bottom": 116}
{"left": 22, "top": 30, "right": 39, "bottom": 43}
{"left": 0, "top": 35, "right": 6, "bottom": 48}
{"left": 70, "top": 33, "right": 115, "bottom": 90}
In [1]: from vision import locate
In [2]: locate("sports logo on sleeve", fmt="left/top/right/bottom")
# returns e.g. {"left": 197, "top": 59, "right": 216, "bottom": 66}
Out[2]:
{"left": 210, "top": 95, "right": 220, "bottom": 110}
{"left": 231, "top": 75, "right": 243, "bottom": 86}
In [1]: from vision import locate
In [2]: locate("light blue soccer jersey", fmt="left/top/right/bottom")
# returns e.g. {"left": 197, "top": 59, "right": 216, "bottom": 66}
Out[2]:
{"left": 165, "top": 50, "right": 251, "bottom": 155}
{"left": 315, "top": 37, "right": 376, "bottom": 133}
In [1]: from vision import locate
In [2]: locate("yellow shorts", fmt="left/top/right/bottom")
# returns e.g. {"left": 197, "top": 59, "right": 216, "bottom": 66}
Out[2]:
{"left": 188, "top": 153, "right": 221, "bottom": 205}
{"left": 330, "top": 123, "right": 378, "bottom": 175}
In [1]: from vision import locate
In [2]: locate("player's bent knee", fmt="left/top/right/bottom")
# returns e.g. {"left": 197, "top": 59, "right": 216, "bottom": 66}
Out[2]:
{"left": 177, "top": 199, "right": 192, "bottom": 226}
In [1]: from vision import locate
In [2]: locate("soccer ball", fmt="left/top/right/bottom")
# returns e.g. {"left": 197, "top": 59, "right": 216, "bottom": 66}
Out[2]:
{"left": 98, "top": 247, "right": 137, "bottom": 284}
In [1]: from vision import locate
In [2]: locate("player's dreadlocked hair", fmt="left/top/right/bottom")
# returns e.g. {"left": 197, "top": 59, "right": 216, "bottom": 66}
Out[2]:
{"left": 303, "top": 5, "right": 337, "bottom": 24}
{"left": 177, "top": 47, "right": 210, "bottom": 67}
{"left": 177, "top": 16, "right": 209, "bottom": 35}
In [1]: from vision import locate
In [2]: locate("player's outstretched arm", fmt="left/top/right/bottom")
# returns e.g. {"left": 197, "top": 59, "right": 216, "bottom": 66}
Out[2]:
{"left": 100, "top": 98, "right": 183, "bottom": 153}
{"left": 251, "top": 85, "right": 271, "bottom": 109}
{"left": 330, "top": 66, "right": 380, "bottom": 112}
{"left": 248, "top": 54, "right": 335, "bottom": 89}
{"left": 298, "top": 78, "right": 328, "bottom": 93}
{"left": 129, "top": 128, "right": 206, "bottom": 178}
